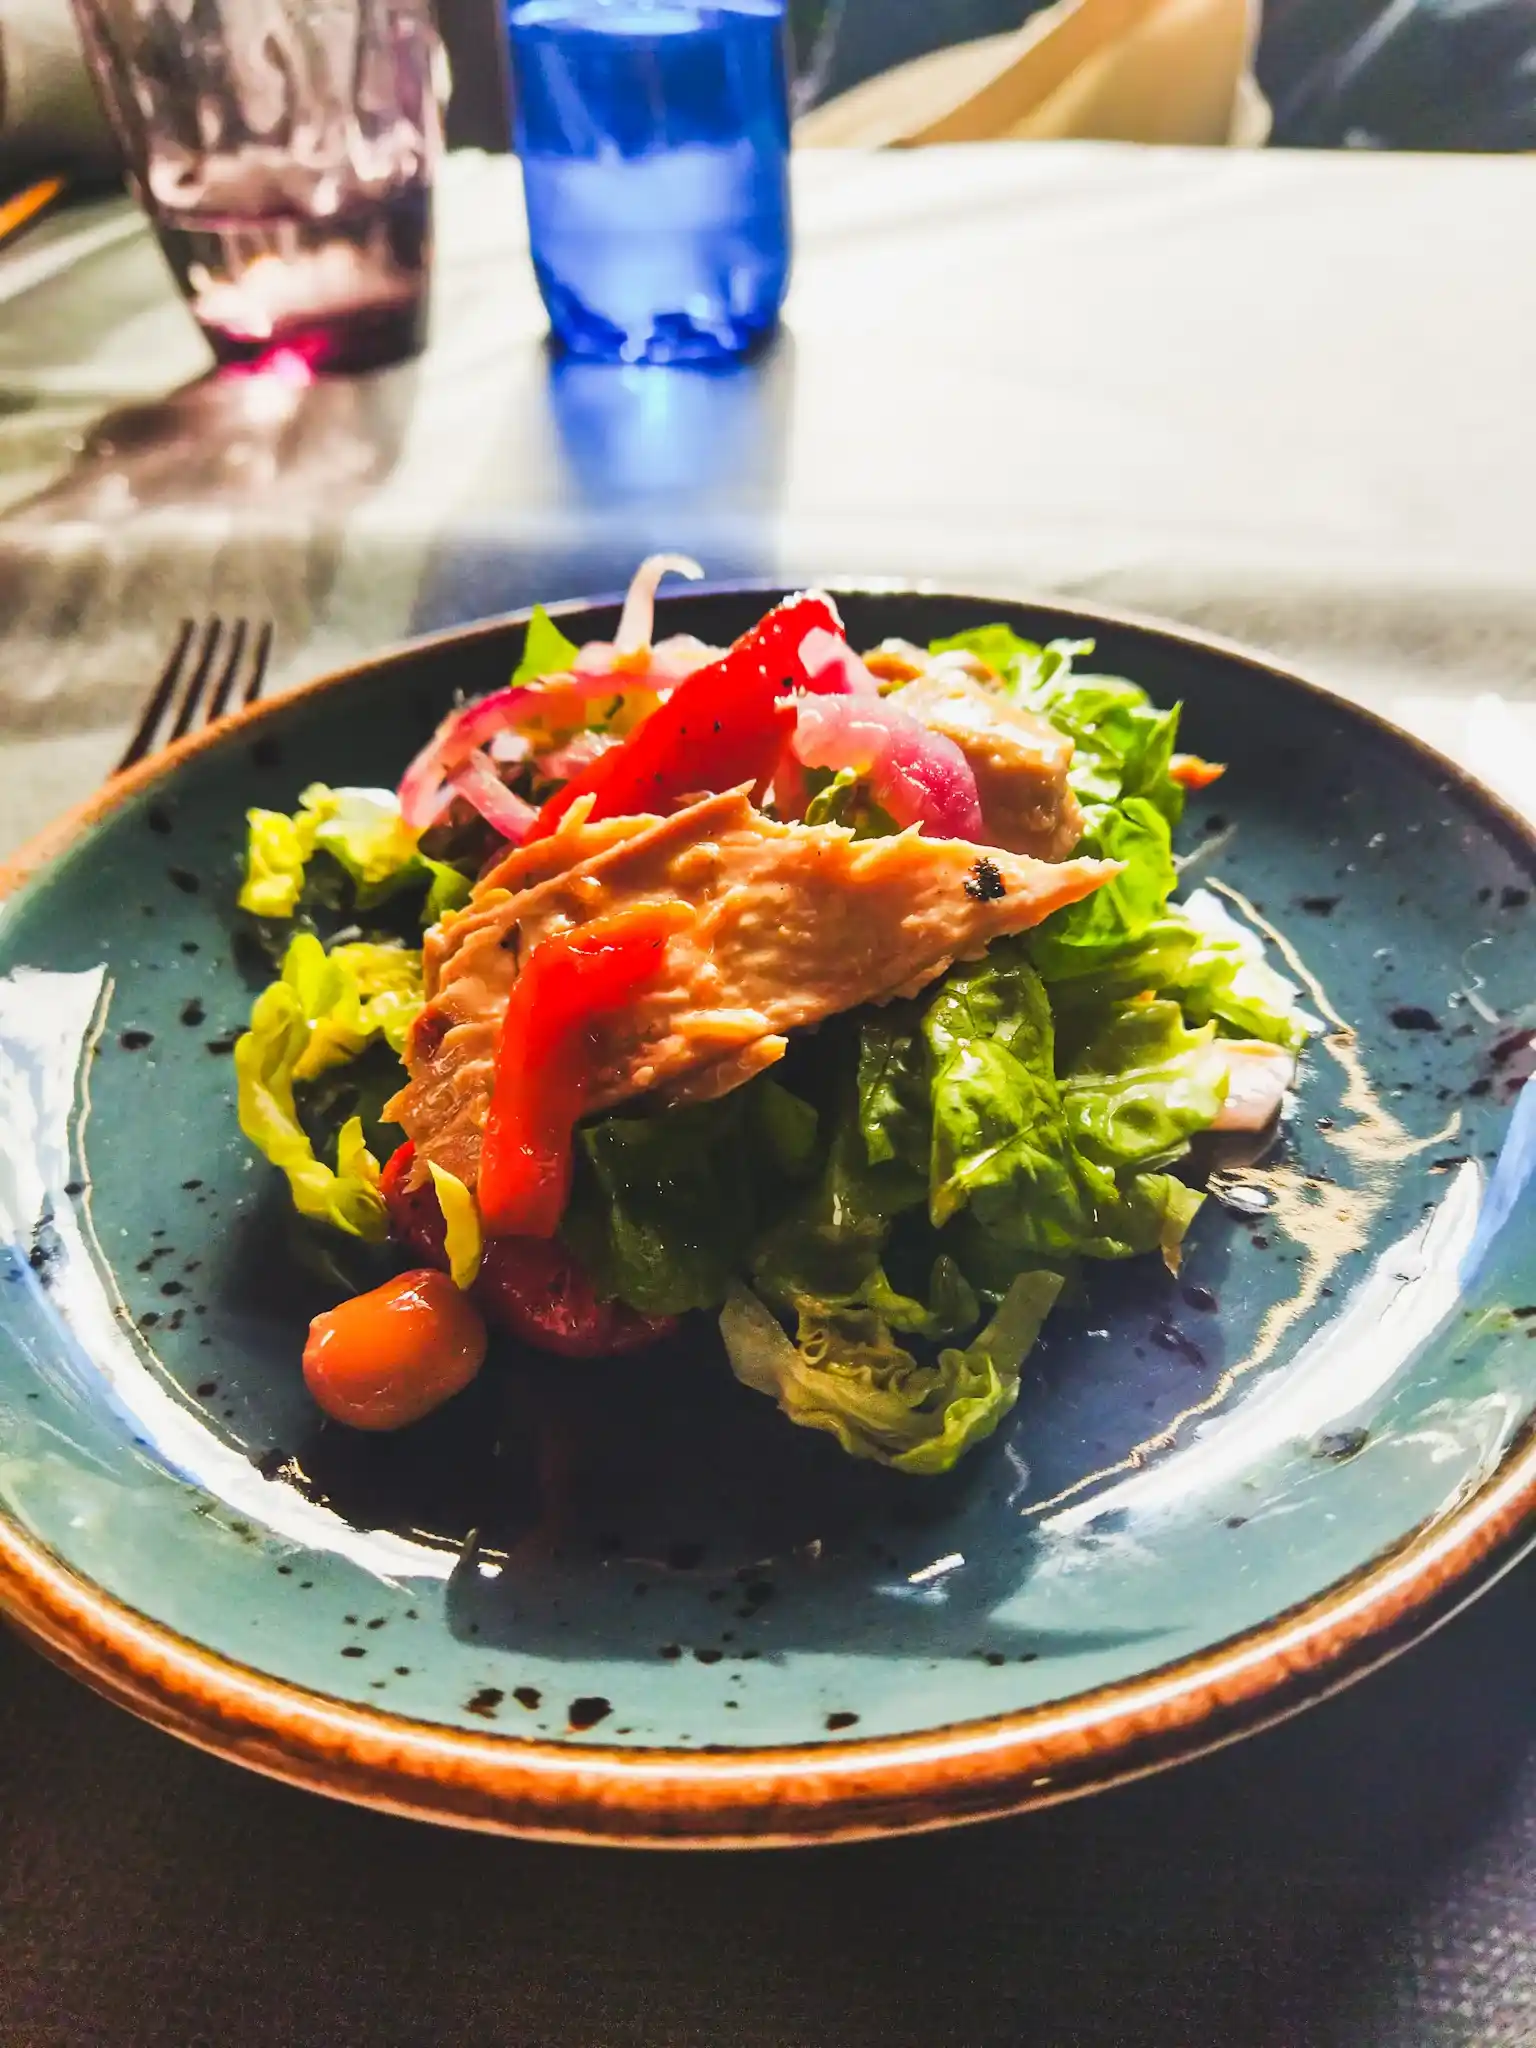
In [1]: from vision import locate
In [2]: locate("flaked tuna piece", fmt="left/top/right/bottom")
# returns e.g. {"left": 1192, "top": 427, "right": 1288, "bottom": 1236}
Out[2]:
{"left": 388, "top": 788, "right": 1117, "bottom": 1187}
{"left": 895, "top": 668, "right": 1084, "bottom": 862}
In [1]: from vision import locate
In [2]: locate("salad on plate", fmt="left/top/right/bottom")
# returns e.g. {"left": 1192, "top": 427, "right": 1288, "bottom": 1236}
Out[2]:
{"left": 234, "top": 559, "right": 1309, "bottom": 1473}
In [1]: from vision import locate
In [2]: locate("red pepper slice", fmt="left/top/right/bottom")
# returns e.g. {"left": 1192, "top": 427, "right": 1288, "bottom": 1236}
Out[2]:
{"left": 478, "top": 900, "right": 692, "bottom": 1239}
{"left": 380, "top": 1142, "right": 675, "bottom": 1358}
{"left": 526, "top": 591, "right": 845, "bottom": 842}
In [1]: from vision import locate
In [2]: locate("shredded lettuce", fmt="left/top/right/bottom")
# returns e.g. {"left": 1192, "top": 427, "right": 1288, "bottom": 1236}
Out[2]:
{"left": 720, "top": 1268, "right": 1061, "bottom": 1473}
{"left": 235, "top": 933, "right": 426, "bottom": 1237}
{"left": 239, "top": 784, "right": 471, "bottom": 924}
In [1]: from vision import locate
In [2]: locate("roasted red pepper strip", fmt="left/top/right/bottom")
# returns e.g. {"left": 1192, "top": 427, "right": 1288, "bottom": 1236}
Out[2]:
{"left": 381, "top": 1142, "right": 676, "bottom": 1357}
{"left": 477, "top": 901, "right": 692, "bottom": 1239}
{"left": 526, "top": 591, "right": 845, "bottom": 841}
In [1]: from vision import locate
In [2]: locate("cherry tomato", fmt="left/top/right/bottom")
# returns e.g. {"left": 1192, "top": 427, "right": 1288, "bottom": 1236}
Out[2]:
{"left": 475, "top": 1235, "right": 676, "bottom": 1359}
{"left": 379, "top": 1141, "right": 445, "bottom": 1263}
{"left": 303, "top": 1268, "right": 487, "bottom": 1431}
{"left": 380, "top": 1142, "right": 677, "bottom": 1361}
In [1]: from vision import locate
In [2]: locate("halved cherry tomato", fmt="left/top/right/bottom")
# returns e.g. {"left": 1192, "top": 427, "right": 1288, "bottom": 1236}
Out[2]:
{"left": 380, "top": 1142, "right": 677, "bottom": 1360}
{"left": 473, "top": 1235, "right": 676, "bottom": 1360}
{"left": 303, "top": 1268, "right": 487, "bottom": 1431}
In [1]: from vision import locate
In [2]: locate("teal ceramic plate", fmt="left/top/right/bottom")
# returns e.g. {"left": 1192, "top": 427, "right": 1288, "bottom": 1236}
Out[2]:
{"left": 1, "top": 588, "right": 1534, "bottom": 1847}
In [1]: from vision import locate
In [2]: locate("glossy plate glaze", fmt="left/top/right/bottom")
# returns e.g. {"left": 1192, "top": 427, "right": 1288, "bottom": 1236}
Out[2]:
{"left": 1, "top": 589, "right": 1533, "bottom": 1847}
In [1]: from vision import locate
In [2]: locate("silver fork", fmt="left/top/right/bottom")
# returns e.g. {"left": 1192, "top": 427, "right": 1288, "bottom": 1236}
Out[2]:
{"left": 115, "top": 617, "right": 275, "bottom": 773}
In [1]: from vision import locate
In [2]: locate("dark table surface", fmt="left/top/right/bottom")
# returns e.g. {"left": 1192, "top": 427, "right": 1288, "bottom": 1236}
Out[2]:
{"left": 4, "top": 1547, "right": 1536, "bottom": 2047}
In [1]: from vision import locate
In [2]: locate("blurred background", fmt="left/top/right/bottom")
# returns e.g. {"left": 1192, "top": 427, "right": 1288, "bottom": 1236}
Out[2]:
{"left": 9, "top": 0, "right": 1536, "bottom": 184}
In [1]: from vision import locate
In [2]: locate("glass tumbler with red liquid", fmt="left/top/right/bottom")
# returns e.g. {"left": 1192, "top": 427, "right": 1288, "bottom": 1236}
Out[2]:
{"left": 68, "top": 0, "right": 444, "bottom": 373}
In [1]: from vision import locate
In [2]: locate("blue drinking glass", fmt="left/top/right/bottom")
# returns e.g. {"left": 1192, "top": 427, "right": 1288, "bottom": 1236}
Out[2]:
{"left": 507, "top": 0, "right": 793, "bottom": 365}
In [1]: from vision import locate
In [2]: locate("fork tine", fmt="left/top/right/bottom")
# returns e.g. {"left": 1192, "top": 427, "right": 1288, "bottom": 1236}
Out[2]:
{"left": 243, "top": 620, "right": 274, "bottom": 706}
{"left": 167, "top": 619, "right": 225, "bottom": 743}
{"left": 203, "top": 619, "right": 249, "bottom": 724}
{"left": 115, "top": 619, "right": 195, "bottom": 773}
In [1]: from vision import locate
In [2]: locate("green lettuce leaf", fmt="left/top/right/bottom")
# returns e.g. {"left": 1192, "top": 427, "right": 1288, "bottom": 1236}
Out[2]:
{"left": 1028, "top": 798, "right": 1176, "bottom": 981}
{"left": 510, "top": 605, "right": 582, "bottom": 686}
{"left": 803, "top": 766, "right": 900, "bottom": 838}
{"left": 563, "top": 1078, "right": 820, "bottom": 1317}
{"left": 921, "top": 940, "right": 1209, "bottom": 1269}
{"left": 238, "top": 785, "right": 471, "bottom": 924}
{"left": 720, "top": 1268, "right": 1062, "bottom": 1473}
{"left": 926, "top": 626, "right": 1088, "bottom": 698}
{"left": 1162, "top": 887, "right": 1312, "bottom": 1051}
{"left": 233, "top": 932, "right": 422, "bottom": 1238}
{"left": 1062, "top": 999, "right": 1227, "bottom": 1174}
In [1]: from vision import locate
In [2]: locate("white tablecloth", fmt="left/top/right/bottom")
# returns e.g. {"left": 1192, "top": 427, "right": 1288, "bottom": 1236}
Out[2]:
{"left": 2, "top": 143, "right": 1535, "bottom": 853}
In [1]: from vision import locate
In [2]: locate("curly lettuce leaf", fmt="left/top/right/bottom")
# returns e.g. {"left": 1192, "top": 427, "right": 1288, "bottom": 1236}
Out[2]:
{"left": 239, "top": 784, "right": 471, "bottom": 925}
{"left": 279, "top": 934, "right": 423, "bottom": 1082}
{"left": 720, "top": 1268, "right": 1061, "bottom": 1473}
{"left": 803, "top": 766, "right": 900, "bottom": 838}
{"left": 234, "top": 936, "right": 407, "bottom": 1239}
{"left": 510, "top": 604, "right": 582, "bottom": 687}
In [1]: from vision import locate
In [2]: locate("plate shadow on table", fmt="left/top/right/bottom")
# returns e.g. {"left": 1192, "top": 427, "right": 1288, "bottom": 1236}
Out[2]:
{"left": 2, "top": 1544, "right": 1534, "bottom": 2047}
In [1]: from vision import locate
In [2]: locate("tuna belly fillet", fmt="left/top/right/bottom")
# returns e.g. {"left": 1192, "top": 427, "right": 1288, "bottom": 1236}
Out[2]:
{"left": 388, "top": 788, "right": 1117, "bottom": 1187}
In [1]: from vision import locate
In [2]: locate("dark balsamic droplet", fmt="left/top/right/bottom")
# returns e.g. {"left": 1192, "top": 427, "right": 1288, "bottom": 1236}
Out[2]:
{"left": 1181, "top": 1284, "right": 1218, "bottom": 1313}
{"left": 119, "top": 1028, "right": 154, "bottom": 1051}
{"left": 1151, "top": 1321, "right": 1206, "bottom": 1368}
{"left": 63, "top": 1180, "right": 84, "bottom": 1197}
{"left": 180, "top": 998, "right": 206, "bottom": 1027}
{"left": 694, "top": 1648, "right": 724, "bottom": 1666}
{"left": 180, "top": 940, "right": 200, "bottom": 955}
{"left": 1389, "top": 1006, "right": 1441, "bottom": 1033}
{"left": 658, "top": 1644, "right": 683, "bottom": 1660}
{"left": 1314, "top": 1427, "right": 1369, "bottom": 1462}
{"left": 513, "top": 1686, "right": 541, "bottom": 1710}
{"left": 825, "top": 1711, "right": 859, "bottom": 1732}
{"left": 204, "top": 1035, "right": 238, "bottom": 1056}
{"left": 167, "top": 867, "right": 200, "bottom": 894}
{"left": 568, "top": 1696, "right": 612, "bottom": 1731}
{"left": 195, "top": 1380, "right": 218, "bottom": 1397}
{"left": 465, "top": 1686, "right": 503, "bottom": 1717}
{"left": 1300, "top": 896, "right": 1340, "bottom": 916}
{"left": 146, "top": 805, "right": 173, "bottom": 835}
{"left": 341, "top": 1646, "right": 366, "bottom": 1659}
{"left": 1502, "top": 887, "right": 1530, "bottom": 910}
